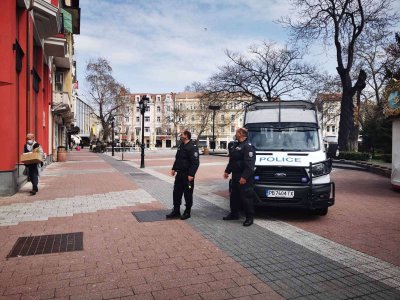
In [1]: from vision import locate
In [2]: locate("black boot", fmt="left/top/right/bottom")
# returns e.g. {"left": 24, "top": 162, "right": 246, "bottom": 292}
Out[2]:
{"left": 166, "top": 207, "right": 181, "bottom": 219}
{"left": 180, "top": 208, "right": 191, "bottom": 220}
{"left": 223, "top": 213, "right": 239, "bottom": 221}
{"left": 243, "top": 217, "right": 254, "bottom": 227}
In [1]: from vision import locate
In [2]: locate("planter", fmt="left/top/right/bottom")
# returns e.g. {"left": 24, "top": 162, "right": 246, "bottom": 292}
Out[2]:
{"left": 203, "top": 148, "right": 209, "bottom": 155}
{"left": 57, "top": 147, "right": 67, "bottom": 162}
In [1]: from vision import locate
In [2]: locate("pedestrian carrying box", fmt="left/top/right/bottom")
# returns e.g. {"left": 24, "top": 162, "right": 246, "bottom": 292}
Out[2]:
{"left": 20, "top": 151, "right": 43, "bottom": 165}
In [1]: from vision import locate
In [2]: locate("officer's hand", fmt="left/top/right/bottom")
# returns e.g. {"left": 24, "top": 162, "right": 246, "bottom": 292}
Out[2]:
{"left": 223, "top": 172, "right": 229, "bottom": 179}
{"left": 171, "top": 170, "right": 176, "bottom": 176}
{"left": 239, "top": 177, "right": 247, "bottom": 185}
{"left": 188, "top": 176, "right": 194, "bottom": 181}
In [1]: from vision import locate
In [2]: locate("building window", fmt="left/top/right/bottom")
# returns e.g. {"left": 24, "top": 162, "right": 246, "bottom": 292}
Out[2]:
{"left": 332, "top": 126, "right": 336, "bottom": 133}
{"left": 55, "top": 72, "right": 63, "bottom": 91}
{"left": 157, "top": 106, "right": 161, "bottom": 112}
{"left": 191, "top": 115, "right": 195, "bottom": 121}
{"left": 135, "top": 96, "right": 140, "bottom": 101}
{"left": 231, "top": 114, "right": 235, "bottom": 121}
{"left": 157, "top": 96, "right": 161, "bottom": 101}
{"left": 125, "top": 117, "right": 129, "bottom": 122}
{"left": 221, "top": 114, "right": 225, "bottom": 122}
{"left": 231, "top": 125, "right": 235, "bottom": 133}
{"left": 136, "top": 117, "right": 139, "bottom": 122}
{"left": 326, "top": 126, "right": 330, "bottom": 132}
{"left": 145, "top": 107, "right": 150, "bottom": 112}
{"left": 145, "top": 127, "right": 150, "bottom": 133}
{"left": 136, "top": 107, "right": 140, "bottom": 112}
{"left": 145, "top": 116, "right": 150, "bottom": 122}
{"left": 167, "top": 106, "right": 171, "bottom": 112}
{"left": 157, "top": 116, "right": 160, "bottom": 122}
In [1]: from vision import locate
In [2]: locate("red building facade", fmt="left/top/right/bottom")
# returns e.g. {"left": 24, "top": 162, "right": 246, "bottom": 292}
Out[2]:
{"left": 0, "top": 0, "right": 62, "bottom": 195}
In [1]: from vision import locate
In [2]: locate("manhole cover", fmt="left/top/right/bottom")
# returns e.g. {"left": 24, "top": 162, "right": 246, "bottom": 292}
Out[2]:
{"left": 132, "top": 210, "right": 171, "bottom": 222}
{"left": 7, "top": 232, "right": 83, "bottom": 258}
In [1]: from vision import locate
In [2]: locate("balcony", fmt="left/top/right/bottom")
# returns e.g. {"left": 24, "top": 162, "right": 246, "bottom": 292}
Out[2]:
{"left": 44, "top": 37, "right": 66, "bottom": 57}
{"left": 52, "top": 91, "right": 71, "bottom": 113}
{"left": 32, "top": 0, "right": 62, "bottom": 39}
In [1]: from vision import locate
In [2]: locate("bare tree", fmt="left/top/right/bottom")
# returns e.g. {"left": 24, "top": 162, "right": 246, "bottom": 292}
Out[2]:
{"left": 356, "top": 31, "right": 399, "bottom": 106}
{"left": 208, "top": 42, "right": 315, "bottom": 102}
{"left": 385, "top": 32, "right": 400, "bottom": 81}
{"left": 184, "top": 81, "right": 205, "bottom": 92}
{"left": 85, "top": 57, "right": 129, "bottom": 141}
{"left": 283, "top": 0, "right": 399, "bottom": 151}
{"left": 166, "top": 104, "right": 188, "bottom": 146}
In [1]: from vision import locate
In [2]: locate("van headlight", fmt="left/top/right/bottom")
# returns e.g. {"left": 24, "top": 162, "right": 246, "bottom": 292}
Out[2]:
{"left": 311, "top": 160, "right": 332, "bottom": 177}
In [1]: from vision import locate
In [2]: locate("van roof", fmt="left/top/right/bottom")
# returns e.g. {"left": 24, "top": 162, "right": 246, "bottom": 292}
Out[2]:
{"left": 245, "top": 100, "right": 318, "bottom": 124}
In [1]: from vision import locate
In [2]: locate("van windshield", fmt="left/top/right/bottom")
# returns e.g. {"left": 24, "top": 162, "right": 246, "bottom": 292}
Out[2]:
{"left": 248, "top": 123, "right": 320, "bottom": 152}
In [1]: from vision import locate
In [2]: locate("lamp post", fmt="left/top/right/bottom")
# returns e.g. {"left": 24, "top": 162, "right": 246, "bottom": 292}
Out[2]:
{"left": 139, "top": 95, "right": 149, "bottom": 168}
{"left": 208, "top": 105, "right": 220, "bottom": 151}
{"left": 111, "top": 116, "right": 115, "bottom": 156}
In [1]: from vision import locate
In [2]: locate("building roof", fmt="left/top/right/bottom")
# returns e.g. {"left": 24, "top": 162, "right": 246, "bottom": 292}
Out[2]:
{"left": 317, "top": 93, "right": 342, "bottom": 102}
{"left": 175, "top": 92, "right": 203, "bottom": 99}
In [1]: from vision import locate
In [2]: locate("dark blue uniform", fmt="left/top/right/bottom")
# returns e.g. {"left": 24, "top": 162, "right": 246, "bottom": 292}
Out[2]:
{"left": 172, "top": 140, "right": 199, "bottom": 209}
{"left": 225, "top": 138, "right": 256, "bottom": 218}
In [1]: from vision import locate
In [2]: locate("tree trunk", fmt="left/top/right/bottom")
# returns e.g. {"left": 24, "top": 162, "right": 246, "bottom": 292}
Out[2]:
{"left": 338, "top": 74, "right": 355, "bottom": 151}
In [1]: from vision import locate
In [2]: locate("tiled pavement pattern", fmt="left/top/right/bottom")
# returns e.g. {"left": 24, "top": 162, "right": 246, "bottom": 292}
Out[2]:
{"left": 102, "top": 154, "right": 400, "bottom": 299}
{"left": 0, "top": 190, "right": 155, "bottom": 226}
{"left": 0, "top": 152, "right": 282, "bottom": 300}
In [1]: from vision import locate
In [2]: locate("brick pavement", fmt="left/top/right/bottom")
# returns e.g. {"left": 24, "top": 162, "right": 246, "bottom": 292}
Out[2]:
{"left": 110, "top": 151, "right": 400, "bottom": 299}
{"left": 0, "top": 150, "right": 281, "bottom": 300}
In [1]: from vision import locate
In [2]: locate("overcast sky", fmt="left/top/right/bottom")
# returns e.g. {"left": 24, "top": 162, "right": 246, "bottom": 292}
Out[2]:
{"left": 74, "top": 0, "right": 399, "bottom": 97}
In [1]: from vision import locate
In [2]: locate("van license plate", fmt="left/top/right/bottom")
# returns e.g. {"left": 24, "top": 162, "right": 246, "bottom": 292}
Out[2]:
{"left": 266, "top": 190, "right": 294, "bottom": 198}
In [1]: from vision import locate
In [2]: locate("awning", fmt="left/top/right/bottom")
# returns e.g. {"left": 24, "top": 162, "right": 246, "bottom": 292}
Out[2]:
{"left": 62, "top": 1, "right": 80, "bottom": 34}
{"left": 52, "top": 103, "right": 70, "bottom": 113}
{"left": 32, "top": 0, "right": 61, "bottom": 39}
{"left": 44, "top": 37, "right": 66, "bottom": 57}
{"left": 53, "top": 57, "right": 70, "bottom": 69}
{"left": 62, "top": 9, "right": 73, "bottom": 33}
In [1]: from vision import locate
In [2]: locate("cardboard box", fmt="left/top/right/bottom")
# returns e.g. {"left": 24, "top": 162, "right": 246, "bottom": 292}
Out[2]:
{"left": 20, "top": 152, "right": 43, "bottom": 165}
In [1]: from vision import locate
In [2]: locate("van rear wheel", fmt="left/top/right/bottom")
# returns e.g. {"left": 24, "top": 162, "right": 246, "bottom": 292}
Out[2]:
{"left": 314, "top": 207, "right": 328, "bottom": 216}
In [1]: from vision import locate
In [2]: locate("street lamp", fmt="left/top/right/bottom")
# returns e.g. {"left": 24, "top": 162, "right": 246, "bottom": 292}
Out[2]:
{"left": 139, "top": 95, "right": 149, "bottom": 168}
{"left": 208, "top": 105, "right": 220, "bottom": 151}
{"left": 111, "top": 116, "right": 115, "bottom": 156}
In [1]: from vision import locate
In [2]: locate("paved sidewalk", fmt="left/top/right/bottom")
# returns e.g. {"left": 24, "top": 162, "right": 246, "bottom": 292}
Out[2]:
{"left": 0, "top": 150, "right": 281, "bottom": 300}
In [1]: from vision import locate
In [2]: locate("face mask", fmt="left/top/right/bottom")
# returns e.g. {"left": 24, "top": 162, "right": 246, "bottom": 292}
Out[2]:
{"left": 27, "top": 140, "right": 33, "bottom": 145}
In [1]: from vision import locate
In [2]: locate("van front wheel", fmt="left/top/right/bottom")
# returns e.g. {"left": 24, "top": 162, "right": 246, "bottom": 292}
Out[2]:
{"left": 314, "top": 207, "right": 328, "bottom": 216}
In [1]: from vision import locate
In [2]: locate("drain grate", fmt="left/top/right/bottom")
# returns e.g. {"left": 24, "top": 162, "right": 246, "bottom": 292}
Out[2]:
{"left": 132, "top": 210, "right": 170, "bottom": 222}
{"left": 7, "top": 232, "right": 83, "bottom": 258}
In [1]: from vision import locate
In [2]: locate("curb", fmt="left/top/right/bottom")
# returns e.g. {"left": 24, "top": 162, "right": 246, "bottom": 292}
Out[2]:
{"left": 333, "top": 159, "right": 391, "bottom": 178}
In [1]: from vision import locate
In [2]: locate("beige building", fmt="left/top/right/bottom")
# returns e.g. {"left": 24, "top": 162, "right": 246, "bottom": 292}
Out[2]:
{"left": 316, "top": 93, "right": 341, "bottom": 145}
{"left": 116, "top": 92, "right": 248, "bottom": 149}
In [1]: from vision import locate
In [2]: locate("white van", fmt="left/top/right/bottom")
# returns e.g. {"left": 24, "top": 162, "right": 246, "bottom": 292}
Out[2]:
{"left": 244, "top": 100, "right": 335, "bottom": 215}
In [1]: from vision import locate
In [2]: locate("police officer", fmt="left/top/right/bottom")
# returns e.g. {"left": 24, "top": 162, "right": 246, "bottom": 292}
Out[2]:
{"left": 166, "top": 130, "right": 200, "bottom": 220}
{"left": 223, "top": 128, "right": 256, "bottom": 226}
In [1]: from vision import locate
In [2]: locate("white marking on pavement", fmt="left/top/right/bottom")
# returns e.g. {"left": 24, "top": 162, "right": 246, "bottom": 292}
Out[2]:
{"left": 0, "top": 189, "right": 156, "bottom": 226}
{"left": 130, "top": 159, "right": 400, "bottom": 291}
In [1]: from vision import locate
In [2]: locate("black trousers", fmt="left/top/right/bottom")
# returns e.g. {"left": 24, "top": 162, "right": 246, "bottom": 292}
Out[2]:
{"left": 28, "top": 164, "right": 39, "bottom": 192}
{"left": 230, "top": 174, "right": 255, "bottom": 218}
{"left": 173, "top": 171, "right": 194, "bottom": 209}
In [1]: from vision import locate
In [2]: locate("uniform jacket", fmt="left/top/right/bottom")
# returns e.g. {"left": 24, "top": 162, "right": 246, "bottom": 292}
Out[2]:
{"left": 225, "top": 138, "right": 256, "bottom": 180}
{"left": 172, "top": 140, "right": 200, "bottom": 177}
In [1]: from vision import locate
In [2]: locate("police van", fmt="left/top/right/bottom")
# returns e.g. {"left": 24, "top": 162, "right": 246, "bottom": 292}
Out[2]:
{"left": 244, "top": 100, "right": 335, "bottom": 215}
